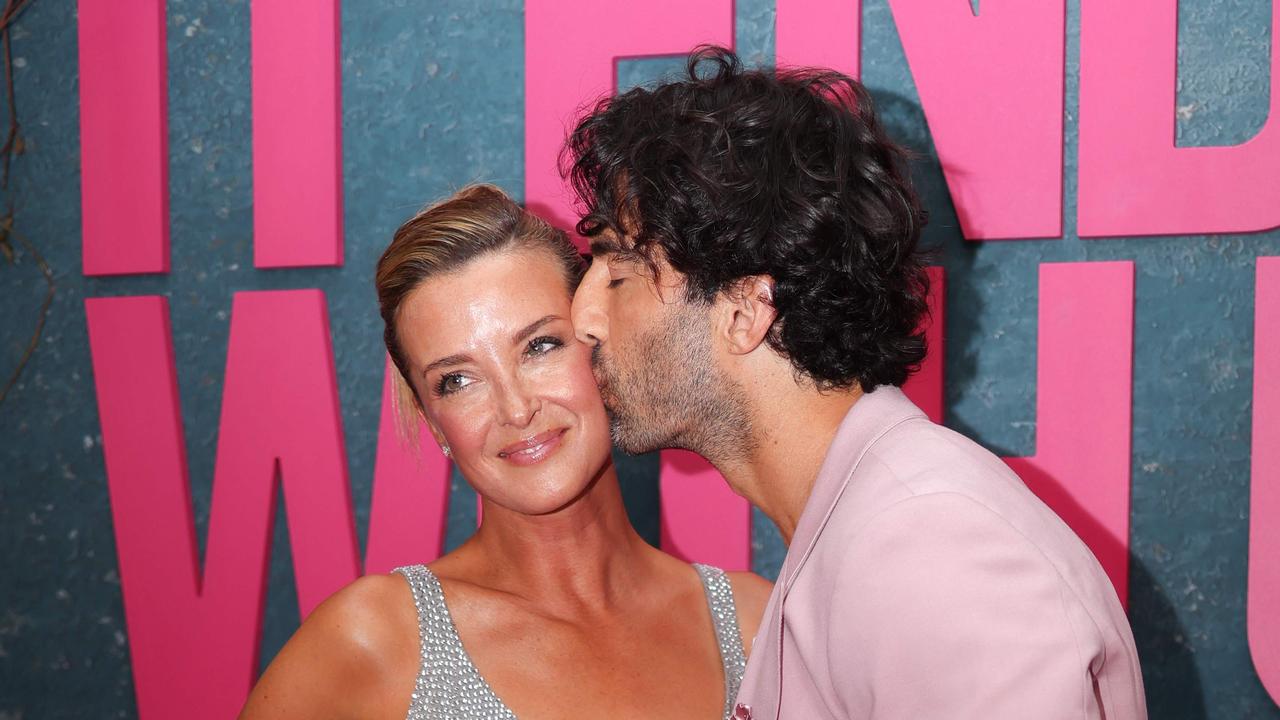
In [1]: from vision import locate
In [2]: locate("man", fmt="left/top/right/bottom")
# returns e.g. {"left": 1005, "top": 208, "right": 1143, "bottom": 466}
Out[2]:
{"left": 565, "top": 47, "right": 1147, "bottom": 719}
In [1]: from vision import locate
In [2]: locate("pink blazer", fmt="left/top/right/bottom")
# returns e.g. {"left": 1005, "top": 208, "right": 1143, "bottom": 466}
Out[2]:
{"left": 734, "top": 386, "right": 1147, "bottom": 720}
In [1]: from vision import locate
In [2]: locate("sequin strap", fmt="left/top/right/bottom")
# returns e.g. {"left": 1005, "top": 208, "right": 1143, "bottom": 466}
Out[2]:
{"left": 693, "top": 563, "right": 749, "bottom": 720}
{"left": 393, "top": 565, "right": 516, "bottom": 720}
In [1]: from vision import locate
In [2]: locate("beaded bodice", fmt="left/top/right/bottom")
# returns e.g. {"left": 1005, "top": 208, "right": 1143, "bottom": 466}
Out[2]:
{"left": 393, "top": 563, "right": 747, "bottom": 720}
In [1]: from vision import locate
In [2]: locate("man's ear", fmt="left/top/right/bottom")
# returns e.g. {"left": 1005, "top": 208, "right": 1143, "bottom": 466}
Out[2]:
{"left": 716, "top": 275, "right": 778, "bottom": 355}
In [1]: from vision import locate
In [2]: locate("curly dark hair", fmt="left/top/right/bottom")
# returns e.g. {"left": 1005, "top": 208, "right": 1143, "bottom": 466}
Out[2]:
{"left": 563, "top": 46, "right": 930, "bottom": 390}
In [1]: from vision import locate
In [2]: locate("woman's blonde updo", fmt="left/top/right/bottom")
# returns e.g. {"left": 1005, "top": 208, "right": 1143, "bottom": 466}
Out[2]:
{"left": 375, "top": 184, "right": 584, "bottom": 439}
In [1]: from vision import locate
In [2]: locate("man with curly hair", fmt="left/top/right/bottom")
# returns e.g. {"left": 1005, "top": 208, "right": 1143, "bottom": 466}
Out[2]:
{"left": 565, "top": 47, "right": 1146, "bottom": 719}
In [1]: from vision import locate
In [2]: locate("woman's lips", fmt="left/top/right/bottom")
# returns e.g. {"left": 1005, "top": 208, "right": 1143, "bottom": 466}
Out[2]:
{"left": 497, "top": 428, "right": 568, "bottom": 466}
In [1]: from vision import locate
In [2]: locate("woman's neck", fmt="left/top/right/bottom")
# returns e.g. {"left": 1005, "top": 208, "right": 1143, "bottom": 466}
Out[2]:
{"left": 443, "top": 462, "right": 660, "bottom": 615}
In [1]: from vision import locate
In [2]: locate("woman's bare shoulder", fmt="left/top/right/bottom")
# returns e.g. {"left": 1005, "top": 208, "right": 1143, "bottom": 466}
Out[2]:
{"left": 725, "top": 571, "right": 774, "bottom": 656}
{"left": 312, "top": 572, "right": 419, "bottom": 654}
{"left": 238, "top": 573, "right": 420, "bottom": 719}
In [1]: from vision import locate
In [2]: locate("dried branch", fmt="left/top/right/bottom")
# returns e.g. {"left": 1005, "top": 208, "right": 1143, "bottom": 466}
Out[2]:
{"left": 0, "top": 0, "right": 49, "bottom": 411}
{"left": 0, "top": 0, "right": 34, "bottom": 186}
{"left": 0, "top": 215, "right": 53, "bottom": 406}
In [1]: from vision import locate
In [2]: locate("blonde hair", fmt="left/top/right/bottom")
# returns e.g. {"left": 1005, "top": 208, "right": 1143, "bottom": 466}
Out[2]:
{"left": 375, "top": 184, "right": 584, "bottom": 441}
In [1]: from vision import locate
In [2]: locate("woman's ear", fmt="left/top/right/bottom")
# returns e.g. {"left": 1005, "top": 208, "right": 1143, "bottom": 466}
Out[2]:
{"left": 716, "top": 275, "right": 778, "bottom": 355}
{"left": 414, "top": 397, "right": 448, "bottom": 452}
{"left": 393, "top": 371, "right": 449, "bottom": 454}
{"left": 424, "top": 414, "right": 448, "bottom": 453}
{"left": 420, "top": 408, "right": 454, "bottom": 459}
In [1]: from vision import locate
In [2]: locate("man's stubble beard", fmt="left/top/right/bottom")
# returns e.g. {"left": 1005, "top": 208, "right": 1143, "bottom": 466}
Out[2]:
{"left": 592, "top": 304, "right": 755, "bottom": 466}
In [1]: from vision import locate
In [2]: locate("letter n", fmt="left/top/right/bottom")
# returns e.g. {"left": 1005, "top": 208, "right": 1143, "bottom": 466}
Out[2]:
{"left": 524, "top": 0, "right": 733, "bottom": 235}
{"left": 777, "top": 0, "right": 1066, "bottom": 238}
{"left": 886, "top": 0, "right": 1065, "bottom": 239}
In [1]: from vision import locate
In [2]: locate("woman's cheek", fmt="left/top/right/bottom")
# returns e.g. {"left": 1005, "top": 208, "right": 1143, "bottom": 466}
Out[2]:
{"left": 530, "top": 353, "right": 601, "bottom": 413}
{"left": 431, "top": 394, "right": 492, "bottom": 457}
{"left": 572, "top": 371, "right": 604, "bottom": 413}
{"left": 557, "top": 355, "right": 610, "bottom": 441}
{"left": 565, "top": 346, "right": 604, "bottom": 402}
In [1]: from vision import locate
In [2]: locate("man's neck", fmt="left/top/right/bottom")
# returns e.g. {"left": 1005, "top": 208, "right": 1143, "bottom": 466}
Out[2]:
{"left": 719, "top": 382, "right": 864, "bottom": 545}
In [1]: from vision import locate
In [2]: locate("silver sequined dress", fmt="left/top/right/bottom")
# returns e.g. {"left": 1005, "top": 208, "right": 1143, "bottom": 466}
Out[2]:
{"left": 393, "top": 563, "right": 747, "bottom": 720}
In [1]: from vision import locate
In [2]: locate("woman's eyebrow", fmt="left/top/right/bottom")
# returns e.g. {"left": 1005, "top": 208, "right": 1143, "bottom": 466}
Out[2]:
{"left": 421, "top": 352, "right": 472, "bottom": 377}
{"left": 420, "top": 316, "right": 562, "bottom": 377}
{"left": 511, "top": 315, "right": 560, "bottom": 344}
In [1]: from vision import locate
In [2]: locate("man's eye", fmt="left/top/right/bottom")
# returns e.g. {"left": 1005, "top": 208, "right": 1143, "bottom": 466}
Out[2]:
{"left": 527, "top": 335, "right": 564, "bottom": 356}
{"left": 436, "top": 374, "right": 471, "bottom": 396}
{"left": 607, "top": 277, "right": 626, "bottom": 289}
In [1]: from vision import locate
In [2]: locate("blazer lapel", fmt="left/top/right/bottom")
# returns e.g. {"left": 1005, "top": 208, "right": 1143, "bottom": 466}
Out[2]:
{"left": 741, "top": 387, "right": 926, "bottom": 719}
{"left": 778, "top": 386, "right": 926, "bottom": 597}
{"left": 738, "top": 580, "right": 785, "bottom": 719}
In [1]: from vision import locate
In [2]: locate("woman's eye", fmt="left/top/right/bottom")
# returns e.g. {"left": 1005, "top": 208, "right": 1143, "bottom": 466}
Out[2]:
{"left": 436, "top": 373, "right": 471, "bottom": 396}
{"left": 527, "top": 335, "right": 564, "bottom": 356}
{"left": 607, "top": 276, "right": 625, "bottom": 289}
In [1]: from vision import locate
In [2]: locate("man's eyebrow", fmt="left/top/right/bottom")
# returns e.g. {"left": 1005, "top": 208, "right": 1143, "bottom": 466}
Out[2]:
{"left": 588, "top": 239, "right": 622, "bottom": 257}
{"left": 422, "top": 352, "right": 472, "bottom": 377}
{"left": 589, "top": 240, "right": 644, "bottom": 264}
{"left": 512, "top": 314, "right": 560, "bottom": 344}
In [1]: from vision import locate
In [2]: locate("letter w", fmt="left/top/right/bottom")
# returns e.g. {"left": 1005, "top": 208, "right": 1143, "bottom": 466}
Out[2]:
{"left": 85, "top": 291, "right": 438, "bottom": 720}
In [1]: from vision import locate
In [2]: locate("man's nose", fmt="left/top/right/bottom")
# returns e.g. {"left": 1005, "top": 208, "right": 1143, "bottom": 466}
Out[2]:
{"left": 572, "top": 263, "right": 608, "bottom": 347}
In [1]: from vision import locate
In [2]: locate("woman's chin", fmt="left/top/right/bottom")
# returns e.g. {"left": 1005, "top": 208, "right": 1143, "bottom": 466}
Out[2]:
{"left": 483, "top": 470, "right": 605, "bottom": 518}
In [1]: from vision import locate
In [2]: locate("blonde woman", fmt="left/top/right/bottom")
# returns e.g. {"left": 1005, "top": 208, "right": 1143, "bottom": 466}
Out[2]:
{"left": 239, "top": 184, "right": 770, "bottom": 720}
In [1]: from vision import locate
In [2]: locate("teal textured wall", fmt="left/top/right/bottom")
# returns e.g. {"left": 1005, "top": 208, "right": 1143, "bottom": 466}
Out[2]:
{"left": 1, "top": 0, "right": 1278, "bottom": 717}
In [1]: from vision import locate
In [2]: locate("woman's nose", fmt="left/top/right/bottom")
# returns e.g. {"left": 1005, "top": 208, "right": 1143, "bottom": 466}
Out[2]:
{"left": 495, "top": 376, "right": 539, "bottom": 428}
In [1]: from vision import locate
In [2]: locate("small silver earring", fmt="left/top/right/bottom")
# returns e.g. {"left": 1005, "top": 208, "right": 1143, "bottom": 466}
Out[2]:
{"left": 441, "top": 445, "right": 452, "bottom": 458}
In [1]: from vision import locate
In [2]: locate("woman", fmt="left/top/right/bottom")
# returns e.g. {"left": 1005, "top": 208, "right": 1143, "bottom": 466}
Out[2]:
{"left": 239, "top": 184, "right": 771, "bottom": 719}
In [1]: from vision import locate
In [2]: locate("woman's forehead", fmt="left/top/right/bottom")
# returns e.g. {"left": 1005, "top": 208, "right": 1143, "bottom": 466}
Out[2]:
{"left": 399, "top": 251, "right": 572, "bottom": 350}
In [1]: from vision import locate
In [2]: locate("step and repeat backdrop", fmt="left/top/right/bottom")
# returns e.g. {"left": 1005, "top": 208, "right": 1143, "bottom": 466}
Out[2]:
{"left": 1, "top": 0, "right": 1278, "bottom": 717}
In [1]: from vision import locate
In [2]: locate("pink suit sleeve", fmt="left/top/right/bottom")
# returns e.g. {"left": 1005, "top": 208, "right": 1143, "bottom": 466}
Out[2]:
{"left": 828, "top": 493, "right": 1101, "bottom": 719}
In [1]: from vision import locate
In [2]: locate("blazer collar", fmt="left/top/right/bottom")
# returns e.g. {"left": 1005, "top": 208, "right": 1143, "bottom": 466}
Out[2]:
{"left": 777, "top": 385, "right": 926, "bottom": 596}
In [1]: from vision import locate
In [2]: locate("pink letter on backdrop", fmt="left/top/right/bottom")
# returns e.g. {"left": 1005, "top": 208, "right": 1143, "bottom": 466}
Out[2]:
{"left": 1005, "top": 262, "right": 1134, "bottom": 605}
{"left": 524, "top": 0, "right": 733, "bottom": 237}
{"left": 885, "top": 0, "right": 1064, "bottom": 240}
{"left": 86, "top": 291, "right": 359, "bottom": 720}
{"left": 251, "top": 0, "right": 343, "bottom": 267}
{"left": 776, "top": 0, "right": 861, "bottom": 77}
{"left": 77, "top": 0, "right": 168, "bottom": 276}
{"left": 1250, "top": 257, "right": 1280, "bottom": 703}
{"left": 661, "top": 450, "right": 751, "bottom": 571}
{"left": 902, "top": 266, "right": 945, "bottom": 422}
{"left": 1078, "top": 0, "right": 1280, "bottom": 236}
{"left": 365, "top": 358, "right": 452, "bottom": 574}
